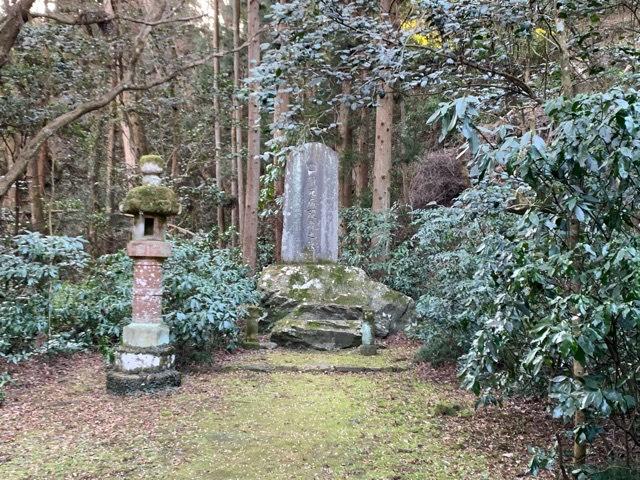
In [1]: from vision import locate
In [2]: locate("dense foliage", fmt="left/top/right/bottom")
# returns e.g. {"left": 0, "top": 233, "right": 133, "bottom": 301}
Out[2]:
{"left": 341, "top": 182, "right": 517, "bottom": 365}
{"left": 0, "top": 233, "right": 259, "bottom": 363}
{"left": 430, "top": 87, "right": 640, "bottom": 475}
{"left": 0, "top": 233, "right": 89, "bottom": 362}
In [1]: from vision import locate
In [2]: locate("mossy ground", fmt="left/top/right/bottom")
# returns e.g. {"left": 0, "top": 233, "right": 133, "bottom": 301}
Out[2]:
{"left": 0, "top": 349, "right": 543, "bottom": 479}
{"left": 231, "top": 347, "right": 412, "bottom": 370}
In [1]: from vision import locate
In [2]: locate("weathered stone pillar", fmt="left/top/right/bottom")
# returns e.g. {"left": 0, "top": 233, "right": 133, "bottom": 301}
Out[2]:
{"left": 359, "top": 310, "right": 377, "bottom": 356}
{"left": 106, "top": 155, "right": 181, "bottom": 394}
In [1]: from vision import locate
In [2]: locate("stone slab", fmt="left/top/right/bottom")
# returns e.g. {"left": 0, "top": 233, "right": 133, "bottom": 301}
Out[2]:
{"left": 282, "top": 143, "right": 339, "bottom": 263}
{"left": 106, "top": 369, "right": 181, "bottom": 395}
{"left": 127, "top": 240, "right": 172, "bottom": 258}
{"left": 122, "top": 322, "right": 170, "bottom": 348}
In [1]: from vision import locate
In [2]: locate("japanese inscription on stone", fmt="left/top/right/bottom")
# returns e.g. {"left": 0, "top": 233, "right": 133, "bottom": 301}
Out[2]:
{"left": 281, "top": 143, "right": 339, "bottom": 263}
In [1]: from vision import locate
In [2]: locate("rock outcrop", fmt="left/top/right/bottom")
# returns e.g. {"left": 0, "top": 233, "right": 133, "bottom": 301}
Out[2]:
{"left": 258, "top": 264, "right": 415, "bottom": 350}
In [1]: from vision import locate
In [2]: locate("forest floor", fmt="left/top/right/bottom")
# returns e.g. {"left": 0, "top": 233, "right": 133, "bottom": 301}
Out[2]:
{"left": 0, "top": 341, "right": 556, "bottom": 479}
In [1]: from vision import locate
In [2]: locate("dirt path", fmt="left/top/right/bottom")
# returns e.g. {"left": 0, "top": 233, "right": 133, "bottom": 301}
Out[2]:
{"left": 0, "top": 347, "right": 551, "bottom": 479}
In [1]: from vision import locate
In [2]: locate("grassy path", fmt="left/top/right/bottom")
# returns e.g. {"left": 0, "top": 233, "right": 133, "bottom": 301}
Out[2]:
{"left": 0, "top": 347, "right": 543, "bottom": 479}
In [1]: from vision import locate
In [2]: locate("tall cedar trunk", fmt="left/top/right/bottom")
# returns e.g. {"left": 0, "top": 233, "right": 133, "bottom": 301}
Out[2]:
{"left": 372, "top": 85, "right": 393, "bottom": 212}
{"left": 273, "top": 0, "right": 289, "bottom": 263}
{"left": 242, "top": 0, "right": 261, "bottom": 270}
{"left": 28, "top": 142, "right": 46, "bottom": 232}
{"left": 118, "top": 0, "right": 151, "bottom": 177}
{"left": 233, "top": 0, "right": 245, "bottom": 244}
{"left": 372, "top": 0, "right": 394, "bottom": 214}
{"left": 230, "top": 113, "right": 238, "bottom": 246}
{"left": 213, "top": 0, "right": 225, "bottom": 245}
{"left": 354, "top": 107, "right": 370, "bottom": 203}
{"left": 337, "top": 80, "right": 353, "bottom": 209}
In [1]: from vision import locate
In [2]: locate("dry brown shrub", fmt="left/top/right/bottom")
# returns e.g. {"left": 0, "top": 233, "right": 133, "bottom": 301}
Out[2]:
{"left": 409, "top": 148, "right": 471, "bottom": 208}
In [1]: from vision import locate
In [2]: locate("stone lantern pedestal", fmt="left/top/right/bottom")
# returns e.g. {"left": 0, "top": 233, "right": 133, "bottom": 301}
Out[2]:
{"left": 106, "top": 155, "right": 181, "bottom": 394}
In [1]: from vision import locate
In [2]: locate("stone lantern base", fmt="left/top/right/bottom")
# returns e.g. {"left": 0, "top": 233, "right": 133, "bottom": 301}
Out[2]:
{"left": 106, "top": 343, "right": 181, "bottom": 395}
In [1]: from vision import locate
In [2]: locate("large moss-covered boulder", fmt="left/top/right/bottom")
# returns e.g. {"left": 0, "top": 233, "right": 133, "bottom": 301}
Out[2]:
{"left": 271, "top": 303, "right": 363, "bottom": 350}
{"left": 259, "top": 264, "right": 415, "bottom": 340}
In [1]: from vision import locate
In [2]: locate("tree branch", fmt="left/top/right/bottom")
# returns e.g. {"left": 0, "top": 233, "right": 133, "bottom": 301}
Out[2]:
{"left": 0, "top": 0, "right": 35, "bottom": 69}
{"left": 119, "top": 13, "right": 204, "bottom": 26}
{"left": 0, "top": 39, "right": 247, "bottom": 198}
{"left": 29, "top": 11, "right": 203, "bottom": 27}
{"left": 29, "top": 11, "right": 115, "bottom": 26}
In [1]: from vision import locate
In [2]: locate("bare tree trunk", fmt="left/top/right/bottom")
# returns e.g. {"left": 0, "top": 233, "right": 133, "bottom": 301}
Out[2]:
{"left": 554, "top": 9, "right": 584, "bottom": 466}
{"left": 212, "top": 0, "right": 225, "bottom": 245}
{"left": 399, "top": 98, "right": 411, "bottom": 206}
{"left": 273, "top": 0, "right": 289, "bottom": 263}
{"left": 88, "top": 119, "right": 105, "bottom": 249}
{"left": 27, "top": 142, "right": 46, "bottom": 233}
{"left": 372, "top": 0, "right": 394, "bottom": 214}
{"left": 232, "top": 0, "right": 244, "bottom": 245}
{"left": 0, "top": 0, "right": 36, "bottom": 70}
{"left": 337, "top": 80, "right": 353, "bottom": 209}
{"left": 105, "top": 113, "right": 116, "bottom": 214}
{"left": 372, "top": 85, "right": 393, "bottom": 212}
{"left": 242, "top": 0, "right": 261, "bottom": 270}
{"left": 353, "top": 107, "right": 370, "bottom": 204}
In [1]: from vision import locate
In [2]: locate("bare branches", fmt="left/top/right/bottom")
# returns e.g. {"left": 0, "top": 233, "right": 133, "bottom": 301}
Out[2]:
{"left": 0, "top": 32, "right": 248, "bottom": 198}
{"left": 29, "top": 11, "right": 115, "bottom": 26}
{"left": 29, "top": 11, "right": 204, "bottom": 28}
{"left": 119, "top": 13, "right": 204, "bottom": 26}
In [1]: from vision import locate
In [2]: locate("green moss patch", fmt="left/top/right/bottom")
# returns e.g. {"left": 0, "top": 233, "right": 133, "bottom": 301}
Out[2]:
{"left": 139, "top": 154, "right": 166, "bottom": 168}
{"left": 121, "top": 184, "right": 180, "bottom": 216}
{"left": 1, "top": 349, "right": 523, "bottom": 479}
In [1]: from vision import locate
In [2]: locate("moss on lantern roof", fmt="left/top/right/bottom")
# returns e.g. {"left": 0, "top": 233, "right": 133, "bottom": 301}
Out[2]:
{"left": 121, "top": 184, "right": 180, "bottom": 216}
{"left": 139, "top": 154, "right": 166, "bottom": 169}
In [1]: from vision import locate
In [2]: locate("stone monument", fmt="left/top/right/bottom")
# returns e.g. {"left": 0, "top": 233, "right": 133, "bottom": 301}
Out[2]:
{"left": 281, "top": 142, "right": 338, "bottom": 263}
{"left": 106, "top": 155, "right": 182, "bottom": 394}
{"left": 258, "top": 143, "right": 415, "bottom": 350}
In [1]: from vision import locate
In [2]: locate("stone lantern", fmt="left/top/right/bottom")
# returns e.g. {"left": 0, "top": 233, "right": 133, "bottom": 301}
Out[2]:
{"left": 106, "top": 155, "right": 181, "bottom": 394}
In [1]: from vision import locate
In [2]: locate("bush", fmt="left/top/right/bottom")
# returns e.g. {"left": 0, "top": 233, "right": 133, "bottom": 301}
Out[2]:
{"left": 67, "top": 234, "right": 260, "bottom": 357}
{"left": 341, "top": 181, "right": 518, "bottom": 365}
{"left": 0, "top": 232, "right": 89, "bottom": 362}
{"left": 409, "top": 181, "right": 518, "bottom": 364}
{"left": 0, "top": 232, "right": 259, "bottom": 364}
{"left": 434, "top": 88, "right": 640, "bottom": 469}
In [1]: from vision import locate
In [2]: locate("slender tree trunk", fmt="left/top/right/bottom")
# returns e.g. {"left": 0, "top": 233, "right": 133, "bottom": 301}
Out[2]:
{"left": 555, "top": 9, "right": 584, "bottom": 466}
{"left": 398, "top": 98, "right": 411, "bottom": 206}
{"left": 372, "top": 0, "right": 394, "bottom": 214}
{"left": 88, "top": 119, "right": 105, "bottom": 249}
{"left": 27, "top": 142, "right": 46, "bottom": 233}
{"left": 353, "top": 107, "right": 370, "bottom": 204}
{"left": 337, "top": 80, "right": 353, "bottom": 209}
{"left": 232, "top": 0, "right": 244, "bottom": 245}
{"left": 242, "top": 0, "right": 261, "bottom": 270}
{"left": 273, "top": 0, "right": 289, "bottom": 263}
{"left": 212, "top": 0, "right": 225, "bottom": 245}
{"left": 105, "top": 114, "right": 116, "bottom": 214}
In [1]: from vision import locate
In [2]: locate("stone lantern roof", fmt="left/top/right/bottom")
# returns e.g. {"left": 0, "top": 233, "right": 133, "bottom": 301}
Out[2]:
{"left": 120, "top": 155, "right": 180, "bottom": 217}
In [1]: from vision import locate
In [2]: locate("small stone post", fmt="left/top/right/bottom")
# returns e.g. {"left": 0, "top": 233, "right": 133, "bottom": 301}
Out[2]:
{"left": 106, "top": 155, "right": 182, "bottom": 394}
{"left": 360, "top": 309, "right": 377, "bottom": 356}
